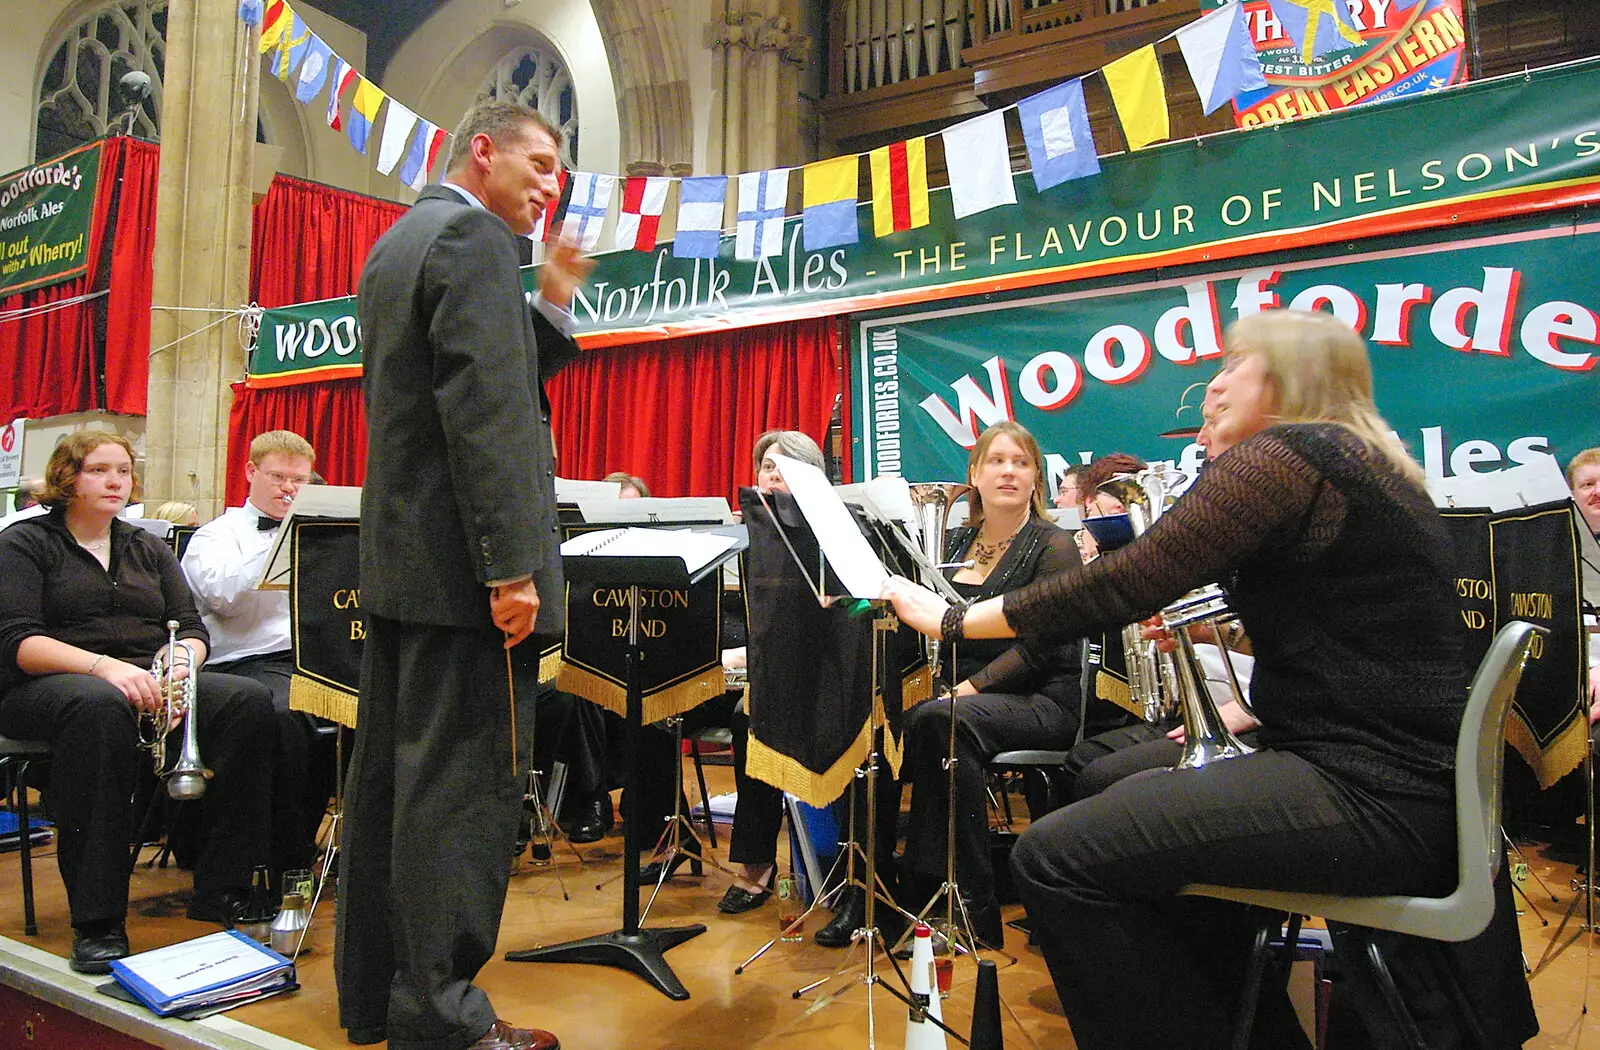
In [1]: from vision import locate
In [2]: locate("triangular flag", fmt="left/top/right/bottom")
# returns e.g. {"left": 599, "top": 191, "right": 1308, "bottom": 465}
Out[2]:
{"left": 1267, "top": 0, "right": 1363, "bottom": 64}
{"left": 564, "top": 172, "right": 616, "bottom": 251}
{"left": 868, "top": 138, "right": 930, "bottom": 238}
{"left": 274, "top": 13, "right": 313, "bottom": 82}
{"left": 292, "top": 35, "right": 334, "bottom": 105}
{"left": 1017, "top": 80, "right": 1099, "bottom": 192}
{"left": 673, "top": 176, "right": 727, "bottom": 259}
{"left": 1176, "top": 3, "right": 1269, "bottom": 117}
{"left": 736, "top": 169, "right": 790, "bottom": 261}
{"left": 346, "top": 77, "right": 385, "bottom": 155}
{"left": 1102, "top": 45, "right": 1170, "bottom": 152}
{"left": 615, "top": 177, "right": 670, "bottom": 251}
{"left": 801, "top": 155, "right": 859, "bottom": 251}
{"left": 399, "top": 120, "right": 448, "bottom": 191}
{"left": 325, "top": 57, "right": 357, "bottom": 130}
{"left": 258, "top": 0, "right": 290, "bottom": 53}
{"left": 376, "top": 99, "right": 419, "bottom": 176}
{"left": 238, "top": 0, "right": 264, "bottom": 28}
{"left": 530, "top": 171, "right": 572, "bottom": 243}
{"left": 941, "top": 112, "right": 1016, "bottom": 219}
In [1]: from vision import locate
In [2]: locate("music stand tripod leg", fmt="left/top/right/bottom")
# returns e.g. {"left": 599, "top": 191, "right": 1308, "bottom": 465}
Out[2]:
{"left": 507, "top": 583, "right": 705, "bottom": 1000}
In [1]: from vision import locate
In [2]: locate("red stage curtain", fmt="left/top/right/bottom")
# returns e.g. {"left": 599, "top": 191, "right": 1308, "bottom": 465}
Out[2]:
{"left": 0, "top": 137, "right": 159, "bottom": 419}
{"left": 249, "top": 175, "right": 406, "bottom": 308}
{"left": 547, "top": 317, "right": 842, "bottom": 503}
{"left": 226, "top": 176, "right": 404, "bottom": 503}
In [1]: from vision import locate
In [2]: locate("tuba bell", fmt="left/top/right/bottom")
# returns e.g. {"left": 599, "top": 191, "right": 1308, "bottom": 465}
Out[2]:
{"left": 1096, "top": 468, "right": 1254, "bottom": 768}
{"left": 144, "top": 620, "right": 213, "bottom": 799}
{"left": 907, "top": 483, "right": 973, "bottom": 683}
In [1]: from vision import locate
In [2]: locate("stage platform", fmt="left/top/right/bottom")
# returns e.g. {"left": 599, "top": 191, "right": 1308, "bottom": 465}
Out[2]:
{"left": 1, "top": 759, "right": 1597, "bottom": 1049}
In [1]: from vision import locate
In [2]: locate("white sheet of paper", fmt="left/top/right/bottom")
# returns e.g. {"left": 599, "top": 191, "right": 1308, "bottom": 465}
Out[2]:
{"left": 771, "top": 454, "right": 887, "bottom": 599}
{"left": 555, "top": 477, "right": 623, "bottom": 502}
{"left": 559, "top": 526, "right": 738, "bottom": 575}
{"left": 259, "top": 485, "right": 363, "bottom": 590}
{"left": 572, "top": 496, "right": 732, "bottom": 524}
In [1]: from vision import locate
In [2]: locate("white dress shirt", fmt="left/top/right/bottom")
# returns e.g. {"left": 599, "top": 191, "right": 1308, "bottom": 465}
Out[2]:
{"left": 182, "top": 504, "right": 291, "bottom": 665}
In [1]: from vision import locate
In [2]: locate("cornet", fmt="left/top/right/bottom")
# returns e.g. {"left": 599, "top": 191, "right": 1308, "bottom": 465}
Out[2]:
{"left": 143, "top": 620, "right": 213, "bottom": 799}
{"left": 907, "top": 483, "right": 973, "bottom": 684}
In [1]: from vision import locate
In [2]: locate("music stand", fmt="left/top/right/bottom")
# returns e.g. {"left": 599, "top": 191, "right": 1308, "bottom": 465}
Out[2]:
{"left": 505, "top": 525, "right": 745, "bottom": 1000}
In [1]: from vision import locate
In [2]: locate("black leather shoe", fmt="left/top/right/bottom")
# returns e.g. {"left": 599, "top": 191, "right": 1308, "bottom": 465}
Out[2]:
{"left": 346, "top": 1025, "right": 387, "bottom": 1045}
{"left": 70, "top": 927, "right": 129, "bottom": 974}
{"left": 639, "top": 842, "right": 703, "bottom": 882}
{"left": 814, "top": 887, "right": 863, "bottom": 948}
{"left": 566, "top": 793, "right": 613, "bottom": 844}
{"left": 962, "top": 894, "right": 1006, "bottom": 949}
{"left": 717, "top": 883, "right": 772, "bottom": 914}
{"left": 186, "top": 889, "right": 248, "bottom": 928}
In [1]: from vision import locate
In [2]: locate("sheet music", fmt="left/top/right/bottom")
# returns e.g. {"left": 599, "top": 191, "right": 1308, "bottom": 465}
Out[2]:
{"left": 555, "top": 477, "right": 624, "bottom": 501}
{"left": 560, "top": 526, "right": 739, "bottom": 575}
{"left": 259, "top": 485, "right": 362, "bottom": 590}
{"left": 1426, "top": 458, "right": 1570, "bottom": 512}
{"left": 572, "top": 496, "right": 733, "bottom": 524}
{"left": 770, "top": 455, "right": 888, "bottom": 599}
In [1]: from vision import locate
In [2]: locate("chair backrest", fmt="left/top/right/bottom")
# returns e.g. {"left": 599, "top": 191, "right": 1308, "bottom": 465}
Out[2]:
{"left": 1455, "top": 620, "right": 1543, "bottom": 902}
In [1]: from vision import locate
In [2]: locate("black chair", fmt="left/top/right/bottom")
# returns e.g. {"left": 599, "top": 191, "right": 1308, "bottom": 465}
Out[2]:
{"left": 0, "top": 734, "right": 51, "bottom": 936}
{"left": 987, "top": 749, "right": 1071, "bottom": 828}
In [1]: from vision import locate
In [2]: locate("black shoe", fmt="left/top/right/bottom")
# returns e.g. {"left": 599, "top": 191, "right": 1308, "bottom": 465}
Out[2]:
{"left": 639, "top": 842, "right": 703, "bottom": 882}
{"left": 566, "top": 793, "right": 614, "bottom": 845}
{"left": 187, "top": 889, "right": 248, "bottom": 928}
{"left": 70, "top": 926, "right": 129, "bottom": 974}
{"left": 346, "top": 1024, "right": 387, "bottom": 1045}
{"left": 814, "top": 887, "right": 863, "bottom": 948}
{"left": 961, "top": 894, "right": 1006, "bottom": 949}
{"left": 717, "top": 882, "right": 772, "bottom": 914}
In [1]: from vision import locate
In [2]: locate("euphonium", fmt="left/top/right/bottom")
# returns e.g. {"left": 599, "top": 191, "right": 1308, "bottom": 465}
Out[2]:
{"left": 144, "top": 620, "right": 213, "bottom": 799}
{"left": 1097, "top": 468, "right": 1254, "bottom": 768}
{"left": 907, "top": 483, "right": 973, "bottom": 682}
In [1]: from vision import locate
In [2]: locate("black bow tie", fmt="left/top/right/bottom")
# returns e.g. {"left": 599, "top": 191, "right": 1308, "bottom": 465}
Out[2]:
{"left": 257, "top": 516, "right": 282, "bottom": 532}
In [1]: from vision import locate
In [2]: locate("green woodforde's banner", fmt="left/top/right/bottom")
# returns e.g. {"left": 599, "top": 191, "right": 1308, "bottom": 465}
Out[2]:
{"left": 851, "top": 216, "right": 1600, "bottom": 489}
{"left": 0, "top": 141, "right": 102, "bottom": 297}
{"left": 247, "top": 58, "right": 1600, "bottom": 388}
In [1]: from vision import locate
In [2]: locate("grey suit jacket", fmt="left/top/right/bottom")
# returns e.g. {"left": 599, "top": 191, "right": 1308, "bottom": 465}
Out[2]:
{"left": 356, "top": 185, "right": 575, "bottom": 635}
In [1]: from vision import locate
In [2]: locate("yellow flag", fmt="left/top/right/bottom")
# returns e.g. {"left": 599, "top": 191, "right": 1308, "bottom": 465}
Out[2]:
{"left": 258, "top": 0, "right": 292, "bottom": 53}
{"left": 1102, "top": 45, "right": 1169, "bottom": 152}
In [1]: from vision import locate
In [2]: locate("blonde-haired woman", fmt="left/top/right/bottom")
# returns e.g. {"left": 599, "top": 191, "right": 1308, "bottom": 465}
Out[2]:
{"left": 883, "top": 311, "right": 1535, "bottom": 1049}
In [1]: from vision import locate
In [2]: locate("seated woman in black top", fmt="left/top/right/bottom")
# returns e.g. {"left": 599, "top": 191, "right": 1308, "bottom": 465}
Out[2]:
{"left": 882, "top": 311, "right": 1536, "bottom": 1050}
{"left": 896, "top": 421, "right": 1083, "bottom": 947}
{"left": 0, "top": 432, "right": 276, "bottom": 974}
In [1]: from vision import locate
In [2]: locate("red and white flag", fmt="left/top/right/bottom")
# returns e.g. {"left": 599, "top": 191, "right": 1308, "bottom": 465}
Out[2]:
{"left": 325, "top": 56, "right": 357, "bottom": 130}
{"left": 614, "top": 176, "right": 670, "bottom": 251}
{"left": 528, "top": 169, "right": 570, "bottom": 243}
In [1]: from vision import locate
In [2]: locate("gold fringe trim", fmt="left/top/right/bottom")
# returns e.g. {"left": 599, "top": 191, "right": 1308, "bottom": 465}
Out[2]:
{"left": 902, "top": 667, "right": 933, "bottom": 708}
{"left": 289, "top": 675, "right": 359, "bottom": 728}
{"left": 1096, "top": 671, "right": 1141, "bottom": 719}
{"left": 1506, "top": 708, "right": 1589, "bottom": 790}
{"left": 746, "top": 718, "right": 874, "bottom": 810}
{"left": 537, "top": 648, "right": 563, "bottom": 683}
{"left": 555, "top": 663, "right": 727, "bottom": 725}
{"left": 878, "top": 689, "right": 903, "bottom": 780}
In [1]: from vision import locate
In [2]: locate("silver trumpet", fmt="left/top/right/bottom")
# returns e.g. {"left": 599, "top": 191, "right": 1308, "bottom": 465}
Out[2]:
{"left": 908, "top": 482, "right": 973, "bottom": 682}
{"left": 144, "top": 619, "right": 212, "bottom": 799}
{"left": 1096, "top": 468, "right": 1254, "bottom": 769}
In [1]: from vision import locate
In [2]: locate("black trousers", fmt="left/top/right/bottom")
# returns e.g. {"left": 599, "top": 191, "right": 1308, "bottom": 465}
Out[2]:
{"left": 1063, "top": 722, "right": 1266, "bottom": 802}
{"left": 0, "top": 670, "right": 275, "bottom": 930}
{"left": 628, "top": 691, "right": 785, "bottom": 866}
{"left": 209, "top": 651, "right": 336, "bottom": 873}
{"left": 335, "top": 615, "right": 523, "bottom": 1050}
{"left": 1010, "top": 749, "right": 1457, "bottom": 1050}
{"left": 901, "top": 691, "right": 1078, "bottom": 902}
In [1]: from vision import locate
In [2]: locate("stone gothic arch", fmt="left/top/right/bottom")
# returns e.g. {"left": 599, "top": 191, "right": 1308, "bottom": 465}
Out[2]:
{"left": 588, "top": 0, "right": 693, "bottom": 172}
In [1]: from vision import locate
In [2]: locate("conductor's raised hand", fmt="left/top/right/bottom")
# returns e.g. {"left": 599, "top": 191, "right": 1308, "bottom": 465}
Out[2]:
{"left": 538, "top": 226, "right": 595, "bottom": 309}
{"left": 880, "top": 575, "right": 948, "bottom": 640}
{"left": 490, "top": 578, "right": 541, "bottom": 648}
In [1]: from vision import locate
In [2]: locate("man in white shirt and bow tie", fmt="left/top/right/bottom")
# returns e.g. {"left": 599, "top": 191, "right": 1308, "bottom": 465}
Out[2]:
{"left": 183, "top": 429, "right": 332, "bottom": 879}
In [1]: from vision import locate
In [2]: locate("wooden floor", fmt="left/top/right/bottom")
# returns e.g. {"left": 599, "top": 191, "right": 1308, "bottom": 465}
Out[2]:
{"left": 2, "top": 760, "right": 1599, "bottom": 1050}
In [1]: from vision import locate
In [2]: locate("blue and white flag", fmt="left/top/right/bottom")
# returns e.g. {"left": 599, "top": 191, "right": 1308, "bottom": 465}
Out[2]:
{"left": 673, "top": 177, "right": 727, "bottom": 259}
{"left": 1017, "top": 79, "right": 1099, "bottom": 193}
{"left": 237, "top": 0, "right": 263, "bottom": 27}
{"left": 292, "top": 34, "right": 334, "bottom": 104}
{"left": 735, "top": 168, "right": 789, "bottom": 261}
{"left": 1267, "top": 0, "right": 1363, "bottom": 62}
{"left": 1175, "top": 3, "right": 1268, "bottom": 117}
{"left": 564, "top": 172, "right": 616, "bottom": 252}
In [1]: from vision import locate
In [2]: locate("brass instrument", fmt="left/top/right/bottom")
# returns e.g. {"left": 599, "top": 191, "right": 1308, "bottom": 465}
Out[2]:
{"left": 1096, "top": 468, "right": 1254, "bottom": 768}
{"left": 908, "top": 483, "right": 973, "bottom": 684}
{"left": 143, "top": 620, "right": 213, "bottom": 799}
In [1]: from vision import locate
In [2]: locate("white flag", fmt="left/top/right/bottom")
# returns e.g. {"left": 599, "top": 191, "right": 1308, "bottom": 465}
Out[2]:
{"left": 564, "top": 172, "right": 616, "bottom": 252}
{"left": 375, "top": 99, "right": 419, "bottom": 177}
{"left": 941, "top": 111, "right": 1016, "bottom": 219}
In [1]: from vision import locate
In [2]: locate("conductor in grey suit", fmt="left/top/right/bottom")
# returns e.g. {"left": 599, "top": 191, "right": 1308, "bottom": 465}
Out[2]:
{"left": 335, "top": 98, "right": 592, "bottom": 1050}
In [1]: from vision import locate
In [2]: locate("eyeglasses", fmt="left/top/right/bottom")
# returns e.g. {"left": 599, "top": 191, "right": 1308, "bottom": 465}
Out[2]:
{"left": 263, "top": 470, "right": 312, "bottom": 487}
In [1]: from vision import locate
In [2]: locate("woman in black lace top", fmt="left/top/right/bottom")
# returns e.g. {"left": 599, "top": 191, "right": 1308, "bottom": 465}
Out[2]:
{"left": 882, "top": 310, "right": 1536, "bottom": 1049}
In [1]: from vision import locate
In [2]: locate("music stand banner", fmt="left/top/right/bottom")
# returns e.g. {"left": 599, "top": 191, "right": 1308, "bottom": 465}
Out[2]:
{"left": 556, "top": 524, "right": 725, "bottom": 724}
{"left": 288, "top": 519, "right": 362, "bottom": 728}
